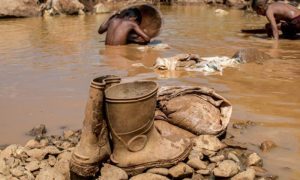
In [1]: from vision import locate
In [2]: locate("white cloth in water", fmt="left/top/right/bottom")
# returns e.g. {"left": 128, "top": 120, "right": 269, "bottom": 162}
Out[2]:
{"left": 153, "top": 54, "right": 240, "bottom": 74}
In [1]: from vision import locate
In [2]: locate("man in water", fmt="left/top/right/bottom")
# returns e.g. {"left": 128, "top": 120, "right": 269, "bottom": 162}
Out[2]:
{"left": 252, "top": 0, "right": 300, "bottom": 40}
{"left": 98, "top": 8, "right": 150, "bottom": 45}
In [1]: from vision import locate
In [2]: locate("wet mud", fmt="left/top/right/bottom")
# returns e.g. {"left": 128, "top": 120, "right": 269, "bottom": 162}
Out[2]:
{"left": 0, "top": 5, "right": 300, "bottom": 179}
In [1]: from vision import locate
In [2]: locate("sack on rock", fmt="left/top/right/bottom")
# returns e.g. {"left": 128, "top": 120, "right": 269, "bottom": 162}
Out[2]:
{"left": 156, "top": 86, "right": 232, "bottom": 136}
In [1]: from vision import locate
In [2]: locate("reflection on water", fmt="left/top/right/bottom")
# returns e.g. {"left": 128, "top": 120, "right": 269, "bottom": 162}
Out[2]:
{"left": 0, "top": 5, "right": 300, "bottom": 179}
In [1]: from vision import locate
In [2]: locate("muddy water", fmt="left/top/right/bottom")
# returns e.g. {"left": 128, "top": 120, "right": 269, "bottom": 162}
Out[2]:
{"left": 0, "top": 5, "right": 300, "bottom": 178}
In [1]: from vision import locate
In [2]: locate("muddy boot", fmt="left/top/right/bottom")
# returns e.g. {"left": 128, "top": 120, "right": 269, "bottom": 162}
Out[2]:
{"left": 105, "top": 81, "right": 192, "bottom": 175}
{"left": 70, "top": 75, "right": 121, "bottom": 177}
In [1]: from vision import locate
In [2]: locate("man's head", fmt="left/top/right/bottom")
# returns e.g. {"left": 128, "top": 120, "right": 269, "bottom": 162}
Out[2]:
{"left": 252, "top": 0, "right": 268, "bottom": 15}
{"left": 119, "top": 8, "right": 142, "bottom": 24}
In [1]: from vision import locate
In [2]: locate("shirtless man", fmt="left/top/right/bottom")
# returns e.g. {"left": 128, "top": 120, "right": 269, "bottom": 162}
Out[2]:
{"left": 252, "top": 0, "right": 300, "bottom": 40}
{"left": 98, "top": 8, "right": 150, "bottom": 45}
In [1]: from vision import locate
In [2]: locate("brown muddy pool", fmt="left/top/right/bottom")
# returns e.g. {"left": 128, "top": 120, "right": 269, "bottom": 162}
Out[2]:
{"left": 0, "top": 5, "right": 300, "bottom": 179}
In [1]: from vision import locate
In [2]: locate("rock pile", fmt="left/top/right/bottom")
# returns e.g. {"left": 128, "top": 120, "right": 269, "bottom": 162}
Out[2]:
{"left": 0, "top": 125, "right": 277, "bottom": 179}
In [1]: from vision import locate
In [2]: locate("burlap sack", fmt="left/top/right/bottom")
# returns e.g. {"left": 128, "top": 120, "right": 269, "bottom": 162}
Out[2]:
{"left": 156, "top": 86, "right": 232, "bottom": 136}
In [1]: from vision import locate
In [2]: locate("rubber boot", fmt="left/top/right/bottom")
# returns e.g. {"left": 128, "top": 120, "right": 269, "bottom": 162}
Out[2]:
{"left": 70, "top": 75, "right": 121, "bottom": 177}
{"left": 105, "top": 81, "right": 192, "bottom": 175}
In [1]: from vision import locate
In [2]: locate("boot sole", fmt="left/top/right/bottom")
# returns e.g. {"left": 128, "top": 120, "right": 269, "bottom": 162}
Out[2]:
{"left": 120, "top": 142, "right": 193, "bottom": 176}
{"left": 70, "top": 155, "right": 100, "bottom": 177}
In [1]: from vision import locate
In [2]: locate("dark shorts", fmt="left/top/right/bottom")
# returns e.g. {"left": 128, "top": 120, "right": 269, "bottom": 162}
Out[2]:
{"left": 281, "top": 15, "right": 300, "bottom": 37}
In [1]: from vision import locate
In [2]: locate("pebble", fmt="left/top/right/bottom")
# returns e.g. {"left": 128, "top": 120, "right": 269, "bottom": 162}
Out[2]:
{"left": 209, "top": 155, "right": 225, "bottom": 163}
{"left": 63, "top": 130, "right": 75, "bottom": 139}
{"left": 231, "top": 167, "right": 255, "bottom": 180}
{"left": 169, "top": 162, "right": 194, "bottom": 179}
{"left": 101, "top": 163, "right": 128, "bottom": 180}
{"left": 188, "top": 150, "right": 204, "bottom": 160}
{"left": 196, "top": 169, "right": 210, "bottom": 175}
{"left": 10, "top": 166, "right": 25, "bottom": 177}
{"left": 48, "top": 155, "right": 57, "bottom": 166}
{"left": 130, "top": 173, "right": 169, "bottom": 180}
{"left": 213, "top": 160, "right": 239, "bottom": 177}
{"left": 247, "top": 153, "right": 262, "bottom": 166}
{"left": 260, "top": 140, "right": 277, "bottom": 153}
{"left": 36, "top": 167, "right": 65, "bottom": 180}
{"left": 228, "top": 152, "right": 240, "bottom": 163}
{"left": 147, "top": 168, "right": 169, "bottom": 176}
{"left": 25, "top": 160, "right": 40, "bottom": 172}
{"left": 193, "top": 135, "right": 226, "bottom": 152}
{"left": 187, "top": 158, "right": 207, "bottom": 170}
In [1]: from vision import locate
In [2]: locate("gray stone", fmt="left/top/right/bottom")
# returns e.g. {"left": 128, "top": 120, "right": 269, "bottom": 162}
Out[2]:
{"left": 101, "top": 163, "right": 128, "bottom": 180}
{"left": 187, "top": 158, "right": 207, "bottom": 170}
{"left": 36, "top": 167, "right": 65, "bottom": 180}
{"left": 232, "top": 168, "right": 255, "bottom": 180}
{"left": 247, "top": 153, "right": 262, "bottom": 166}
{"left": 147, "top": 168, "right": 169, "bottom": 176}
{"left": 130, "top": 173, "right": 169, "bottom": 180}
{"left": 169, "top": 162, "right": 194, "bottom": 179}
{"left": 25, "top": 160, "right": 40, "bottom": 172}
{"left": 193, "top": 135, "right": 226, "bottom": 152}
{"left": 0, "top": 0, "right": 41, "bottom": 18}
{"left": 213, "top": 160, "right": 239, "bottom": 177}
{"left": 209, "top": 155, "right": 225, "bottom": 163}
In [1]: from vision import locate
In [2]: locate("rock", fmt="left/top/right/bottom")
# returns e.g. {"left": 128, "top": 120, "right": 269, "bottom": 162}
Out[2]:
{"left": 36, "top": 167, "right": 65, "bottom": 180}
{"left": 39, "top": 160, "right": 51, "bottom": 169}
{"left": 60, "top": 141, "right": 72, "bottom": 150}
{"left": 21, "top": 171, "right": 35, "bottom": 180}
{"left": 188, "top": 150, "right": 204, "bottom": 160}
{"left": 25, "top": 160, "right": 40, "bottom": 172}
{"left": 147, "top": 168, "right": 169, "bottom": 176}
{"left": 222, "top": 138, "right": 247, "bottom": 149}
{"left": 232, "top": 49, "right": 270, "bottom": 64}
{"left": 228, "top": 152, "right": 240, "bottom": 163}
{"left": 213, "top": 160, "right": 239, "bottom": 177}
{"left": 54, "top": 151, "right": 71, "bottom": 179}
{"left": 94, "top": 2, "right": 112, "bottom": 14}
{"left": 52, "top": 0, "right": 85, "bottom": 15}
{"left": 63, "top": 130, "right": 75, "bottom": 139}
{"left": 0, "top": 144, "right": 19, "bottom": 159}
{"left": 192, "top": 173, "right": 204, "bottom": 180}
{"left": 26, "top": 149, "right": 45, "bottom": 161}
{"left": 232, "top": 168, "right": 255, "bottom": 180}
{"left": 187, "top": 158, "right": 207, "bottom": 170}
{"left": 169, "top": 162, "right": 194, "bottom": 179}
{"left": 193, "top": 135, "right": 226, "bottom": 152}
{"left": 101, "top": 163, "right": 128, "bottom": 180}
{"left": 0, "top": 158, "right": 9, "bottom": 175}
{"left": 0, "top": 0, "right": 41, "bottom": 18}
{"left": 10, "top": 166, "right": 25, "bottom": 177}
{"left": 247, "top": 153, "right": 262, "bottom": 166}
{"left": 27, "top": 124, "right": 47, "bottom": 137}
{"left": 215, "top": 9, "right": 228, "bottom": 15}
{"left": 225, "top": 0, "right": 247, "bottom": 9}
{"left": 201, "top": 149, "right": 216, "bottom": 157}
{"left": 25, "top": 139, "right": 41, "bottom": 149}
{"left": 196, "top": 169, "right": 210, "bottom": 175}
{"left": 48, "top": 155, "right": 57, "bottom": 166}
{"left": 207, "top": 163, "right": 216, "bottom": 171}
{"left": 260, "top": 140, "right": 277, "bottom": 152}
{"left": 251, "top": 166, "right": 268, "bottom": 177}
{"left": 209, "top": 155, "right": 225, "bottom": 163}
{"left": 130, "top": 173, "right": 169, "bottom": 180}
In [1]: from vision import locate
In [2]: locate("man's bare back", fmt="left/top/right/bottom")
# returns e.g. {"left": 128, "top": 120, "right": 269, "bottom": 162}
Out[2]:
{"left": 253, "top": 0, "right": 300, "bottom": 40}
{"left": 98, "top": 9, "right": 150, "bottom": 46}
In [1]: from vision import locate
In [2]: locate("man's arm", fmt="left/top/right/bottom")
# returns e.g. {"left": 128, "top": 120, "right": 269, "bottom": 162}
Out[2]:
{"left": 98, "top": 12, "right": 118, "bottom": 34}
{"left": 266, "top": 9, "right": 279, "bottom": 40}
{"left": 131, "top": 23, "right": 150, "bottom": 43}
